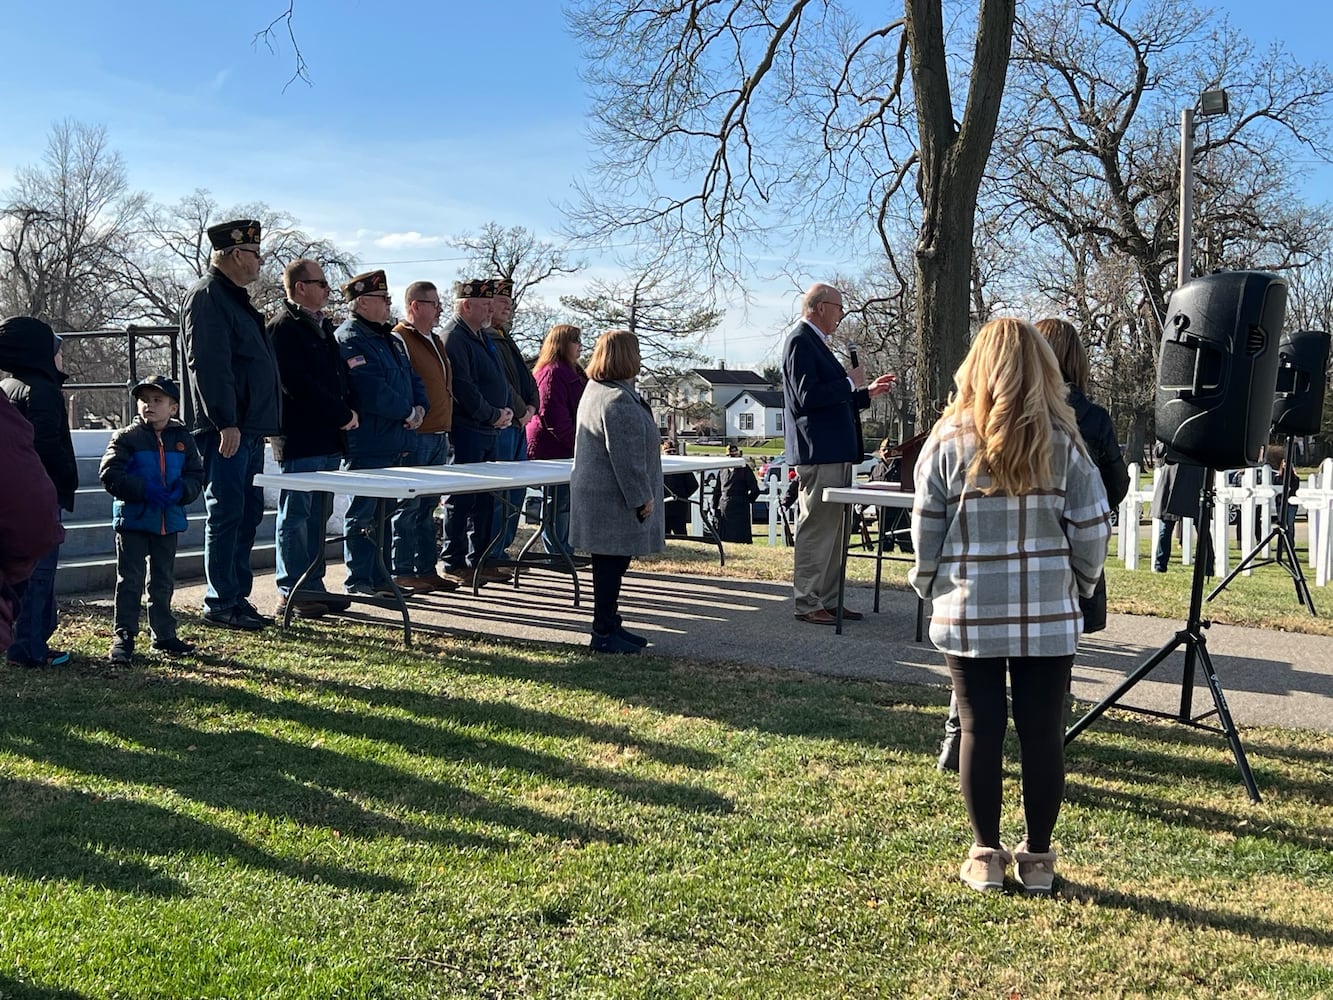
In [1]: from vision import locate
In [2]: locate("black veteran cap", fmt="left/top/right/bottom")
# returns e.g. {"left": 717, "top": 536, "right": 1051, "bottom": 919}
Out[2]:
{"left": 485, "top": 278, "right": 514, "bottom": 298}
{"left": 207, "top": 219, "right": 262, "bottom": 250}
{"left": 342, "top": 270, "right": 389, "bottom": 300}
{"left": 131, "top": 374, "right": 181, "bottom": 402}
{"left": 453, "top": 279, "right": 493, "bottom": 299}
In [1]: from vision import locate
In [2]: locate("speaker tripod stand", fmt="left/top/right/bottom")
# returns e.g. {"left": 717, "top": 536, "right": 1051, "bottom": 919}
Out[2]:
{"left": 1206, "top": 434, "right": 1314, "bottom": 616}
{"left": 1065, "top": 475, "right": 1261, "bottom": 803}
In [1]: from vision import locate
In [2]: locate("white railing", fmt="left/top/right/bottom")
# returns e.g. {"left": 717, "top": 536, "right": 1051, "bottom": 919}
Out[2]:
{"left": 1117, "top": 460, "right": 1332, "bottom": 585}
{"left": 1293, "top": 458, "right": 1333, "bottom": 587}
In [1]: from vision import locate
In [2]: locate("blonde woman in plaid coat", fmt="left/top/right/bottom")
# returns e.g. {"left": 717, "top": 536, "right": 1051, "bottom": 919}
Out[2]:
{"left": 909, "top": 318, "right": 1110, "bottom": 895}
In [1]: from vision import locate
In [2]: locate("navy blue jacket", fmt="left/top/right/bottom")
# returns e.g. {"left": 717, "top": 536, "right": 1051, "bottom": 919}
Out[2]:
{"left": 99, "top": 419, "right": 205, "bottom": 535}
{"left": 336, "top": 314, "right": 427, "bottom": 461}
{"left": 781, "top": 320, "right": 870, "bottom": 465}
{"left": 441, "top": 315, "right": 510, "bottom": 437}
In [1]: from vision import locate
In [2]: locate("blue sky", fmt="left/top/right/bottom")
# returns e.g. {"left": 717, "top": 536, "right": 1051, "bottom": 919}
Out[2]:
{"left": 2, "top": 0, "right": 1330, "bottom": 369}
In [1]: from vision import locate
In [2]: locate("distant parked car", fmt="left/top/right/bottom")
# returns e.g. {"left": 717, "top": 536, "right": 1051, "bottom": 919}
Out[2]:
{"left": 760, "top": 454, "right": 787, "bottom": 481}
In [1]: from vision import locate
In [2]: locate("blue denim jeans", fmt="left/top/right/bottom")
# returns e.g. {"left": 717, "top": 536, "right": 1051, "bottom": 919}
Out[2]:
{"left": 541, "top": 483, "right": 572, "bottom": 556}
{"left": 197, "top": 431, "right": 266, "bottom": 614}
{"left": 275, "top": 453, "right": 341, "bottom": 597}
{"left": 491, "top": 424, "right": 527, "bottom": 555}
{"left": 442, "top": 427, "right": 498, "bottom": 570}
{"left": 7, "top": 515, "right": 60, "bottom": 663}
{"left": 392, "top": 433, "right": 450, "bottom": 576}
{"left": 344, "top": 450, "right": 408, "bottom": 590}
{"left": 1154, "top": 518, "right": 1174, "bottom": 571}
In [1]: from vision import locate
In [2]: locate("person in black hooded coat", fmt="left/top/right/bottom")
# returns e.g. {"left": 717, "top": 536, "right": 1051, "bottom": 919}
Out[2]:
{"left": 0, "top": 315, "right": 77, "bottom": 666}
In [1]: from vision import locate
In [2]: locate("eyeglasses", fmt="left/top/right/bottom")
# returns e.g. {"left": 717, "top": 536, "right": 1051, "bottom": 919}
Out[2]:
{"left": 234, "top": 247, "right": 263, "bottom": 260}
{"left": 819, "top": 299, "right": 845, "bottom": 314}
{"left": 298, "top": 278, "right": 329, "bottom": 289}
{"left": 410, "top": 299, "right": 442, "bottom": 309}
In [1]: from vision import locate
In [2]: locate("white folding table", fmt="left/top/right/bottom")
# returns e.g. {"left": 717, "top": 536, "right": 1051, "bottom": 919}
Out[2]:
{"left": 822, "top": 484, "right": 923, "bottom": 638}
{"left": 253, "top": 454, "right": 742, "bottom": 644}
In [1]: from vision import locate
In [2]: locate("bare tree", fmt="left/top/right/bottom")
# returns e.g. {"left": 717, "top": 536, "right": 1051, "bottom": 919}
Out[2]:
{"left": 0, "top": 120, "right": 147, "bottom": 331}
{"left": 122, "top": 190, "right": 359, "bottom": 323}
{"left": 568, "top": 0, "right": 1017, "bottom": 422}
{"left": 998, "top": 0, "right": 1333, "bottom": 446}
{"left": 559, "top": 264, "right": 721, "bottom": 374}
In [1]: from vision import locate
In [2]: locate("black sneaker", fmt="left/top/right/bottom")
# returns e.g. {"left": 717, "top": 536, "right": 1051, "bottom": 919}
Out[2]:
{"left": 589, "top": 631, "right": 641, "bottom": 655}
{"left": 202, "top": 607, "right": 266, "bottom": 632}
{"left": 108, "top": 636, "right": 134, "bottom": 665}
{"left": 151, "top": 636, "right": 196, "bottom": 656}
{"left": 613, "top": 624, "right": 649, "bottom": 648}
{"left": 237, "top": 599, "right": 275, "bottom": 626}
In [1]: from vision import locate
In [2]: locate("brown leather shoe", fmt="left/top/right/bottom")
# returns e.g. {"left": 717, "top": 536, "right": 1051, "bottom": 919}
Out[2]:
{"left": 427, "top": 573, "right": 460, "bottom": 592}
{"left": 794, "top": 609, "right": 838, "bottom": 625}
{"left": 833, "top": 607, "right": 864, "bottom": 621}
{"left": 477, "top": 565, "right": 513, "bottom": 582}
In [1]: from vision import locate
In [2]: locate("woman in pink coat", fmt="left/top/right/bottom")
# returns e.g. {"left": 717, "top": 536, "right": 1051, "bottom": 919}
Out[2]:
{"left": 526, "top": 324, "right": 587, "bottom": 555}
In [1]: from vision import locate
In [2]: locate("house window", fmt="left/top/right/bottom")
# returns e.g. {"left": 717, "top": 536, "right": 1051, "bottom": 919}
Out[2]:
{"left": 739, "top": 413, "right": 754, "bottom": 431}
{"left": 775, "top": 413, "right": 783, "bottom": 432}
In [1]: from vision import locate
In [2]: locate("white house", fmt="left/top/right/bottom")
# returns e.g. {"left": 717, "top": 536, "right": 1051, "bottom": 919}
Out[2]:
{"left": 724, "top": 388, "right": 785, "bottom": 440}
{"left": 641, "top": 367, "right": 774, "bottom": 438}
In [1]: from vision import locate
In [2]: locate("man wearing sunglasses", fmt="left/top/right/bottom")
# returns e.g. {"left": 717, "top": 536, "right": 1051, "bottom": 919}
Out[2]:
{"left": 268, "top": 259, "right": 359, "bottom": 618}
{"left": 178, "top": 218, "right": 283, "bottom": 631}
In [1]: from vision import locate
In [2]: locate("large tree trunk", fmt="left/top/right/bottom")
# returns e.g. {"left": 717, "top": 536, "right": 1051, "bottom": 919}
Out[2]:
{"left": 906, "top": 0, "right": 1016, "bottom": 425}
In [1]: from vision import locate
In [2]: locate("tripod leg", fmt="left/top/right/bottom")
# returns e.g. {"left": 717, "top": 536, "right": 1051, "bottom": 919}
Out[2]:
{"left": 1194, "top": 640, "right": 1262, "bottom": 803}
{"left": 1065, "top": 631, "right": 1188, "bottom": 743}
{"left": 1276, "top": 527, "right": 1317, "bottom": 615}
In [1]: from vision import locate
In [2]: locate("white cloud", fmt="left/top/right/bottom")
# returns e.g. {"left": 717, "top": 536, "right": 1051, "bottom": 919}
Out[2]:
{"left": 373, "top": 231, "right": 447, "bottom": 250}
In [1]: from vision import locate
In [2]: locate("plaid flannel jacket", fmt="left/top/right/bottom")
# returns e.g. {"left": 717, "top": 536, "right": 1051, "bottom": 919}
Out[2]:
{"left": 908, "top": 416, "right": 1111, "bottom": 658}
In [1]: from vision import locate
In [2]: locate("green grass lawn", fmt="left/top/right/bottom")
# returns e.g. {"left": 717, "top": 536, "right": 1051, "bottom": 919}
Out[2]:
{"left": 3, "top": 607, "right": 1332, "bottom": 998}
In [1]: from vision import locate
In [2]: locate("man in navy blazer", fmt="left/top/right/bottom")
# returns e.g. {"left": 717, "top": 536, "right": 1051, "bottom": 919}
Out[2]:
{"left": 782, "top": 283, "right": 895, "bottom": 624}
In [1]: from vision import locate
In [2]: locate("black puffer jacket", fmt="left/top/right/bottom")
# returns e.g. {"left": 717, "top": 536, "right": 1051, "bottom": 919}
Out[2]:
{"left": 0, "top": 316, "right": 78, "bottom": 511}
{"left": 1069, "top": 384, "right": 1130, "bottom": 507}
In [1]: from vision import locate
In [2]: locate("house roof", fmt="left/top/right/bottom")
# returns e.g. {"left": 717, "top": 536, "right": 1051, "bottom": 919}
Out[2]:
{"left": 724, "top": 388, "right": 785, "bottom": 410}
{"left": 691, "top": 368, "right": 772, "bottom": 387}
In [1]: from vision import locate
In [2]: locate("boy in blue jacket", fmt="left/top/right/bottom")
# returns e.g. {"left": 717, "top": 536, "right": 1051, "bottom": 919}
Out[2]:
{"left": 99, "top": 376, "right": 205, "bottom": 664}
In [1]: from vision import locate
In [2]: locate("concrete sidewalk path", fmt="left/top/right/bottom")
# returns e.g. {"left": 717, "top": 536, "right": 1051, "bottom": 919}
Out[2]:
{"left": 161, "top": 564, "right": 1333, "bottom": 736}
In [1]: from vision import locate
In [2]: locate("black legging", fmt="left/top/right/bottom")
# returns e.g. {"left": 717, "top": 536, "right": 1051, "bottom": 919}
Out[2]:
{"left": 590, "top": 554, "right": 632, "bottom": 635}
{"left": 945, "top": 654, "right": 1073, "bottom": 854}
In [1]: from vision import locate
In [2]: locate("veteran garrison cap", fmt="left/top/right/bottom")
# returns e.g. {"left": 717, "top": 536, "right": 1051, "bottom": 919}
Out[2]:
{"left": 206, "top": 219, "right": 262, "bottom": 250}
{"left": 485, "top": 277, "right": 515, "bottom": 298}
{"left": 342, "top": 269, "right": 389, "bottom": 300}
{"left": 131, "top": 374, "right": 181, "bottom": 402}
{"left": 453, "top": 279, "right": 493, "bottom": 299}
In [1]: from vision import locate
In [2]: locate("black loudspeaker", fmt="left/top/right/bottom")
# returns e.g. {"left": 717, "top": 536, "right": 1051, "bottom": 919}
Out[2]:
{"left": 1155, "top": 270, "right": 1287, "bottom": 470}
{"left": 1271, "top": 329, "right": 1331, "bottom": 436}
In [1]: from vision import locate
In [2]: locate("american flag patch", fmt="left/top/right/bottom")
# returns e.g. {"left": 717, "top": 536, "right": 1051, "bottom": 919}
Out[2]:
{"left": 347, "top": 355, "right": 366, "bottom": 369}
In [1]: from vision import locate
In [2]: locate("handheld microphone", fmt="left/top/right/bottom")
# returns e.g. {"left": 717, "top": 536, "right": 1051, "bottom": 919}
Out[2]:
{"left": 849, "top": 344, "right": 859, "bottom": 368}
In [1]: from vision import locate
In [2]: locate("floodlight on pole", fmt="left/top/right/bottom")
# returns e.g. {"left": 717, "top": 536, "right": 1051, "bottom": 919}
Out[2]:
{"left": 1177, "top": 88, "right": 1231, "bottom": 288}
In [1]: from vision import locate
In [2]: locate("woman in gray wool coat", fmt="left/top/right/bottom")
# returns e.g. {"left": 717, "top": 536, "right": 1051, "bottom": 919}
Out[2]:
{"left": 569, "top": 329, "right": 664, "bottom": 654}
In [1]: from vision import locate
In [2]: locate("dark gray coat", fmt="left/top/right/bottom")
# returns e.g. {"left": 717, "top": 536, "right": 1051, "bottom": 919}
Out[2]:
{"left": 569, "top": 379, "right": 665, "bottom": 556}
{"left": 177, "top": 268, "right": 282, "bottom": 436}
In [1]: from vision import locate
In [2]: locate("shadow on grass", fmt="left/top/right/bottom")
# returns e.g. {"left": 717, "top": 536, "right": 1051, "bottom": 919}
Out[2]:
{"left": 387, "top": 625, "right": 951, "bottom": 756}
{"left": 0, "top": 970, "right": 89, "bottom": 999}
{"left": 1065, "top": 707, "right": 1333, "bottom": 806}
{"left": 0, "top": 777, "right": 404, "bottom": 897}
{"left": 1063, "top": 881, "right": 1333, "bottom": 949}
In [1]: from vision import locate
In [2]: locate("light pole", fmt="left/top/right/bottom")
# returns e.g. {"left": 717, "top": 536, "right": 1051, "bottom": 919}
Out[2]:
{"left": 1177, "top": 88, "right": 1230, "bottom": 288}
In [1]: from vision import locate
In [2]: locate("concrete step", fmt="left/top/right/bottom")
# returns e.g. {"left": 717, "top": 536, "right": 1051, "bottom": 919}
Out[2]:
{"left": 56, "top": 538, "right": 343, "bottom": 597}
{"left": 59, "top": 510, "right": 279, "bottom": 560}
{"left": 72, "top": 485, "right": 207, "bottom": 523}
